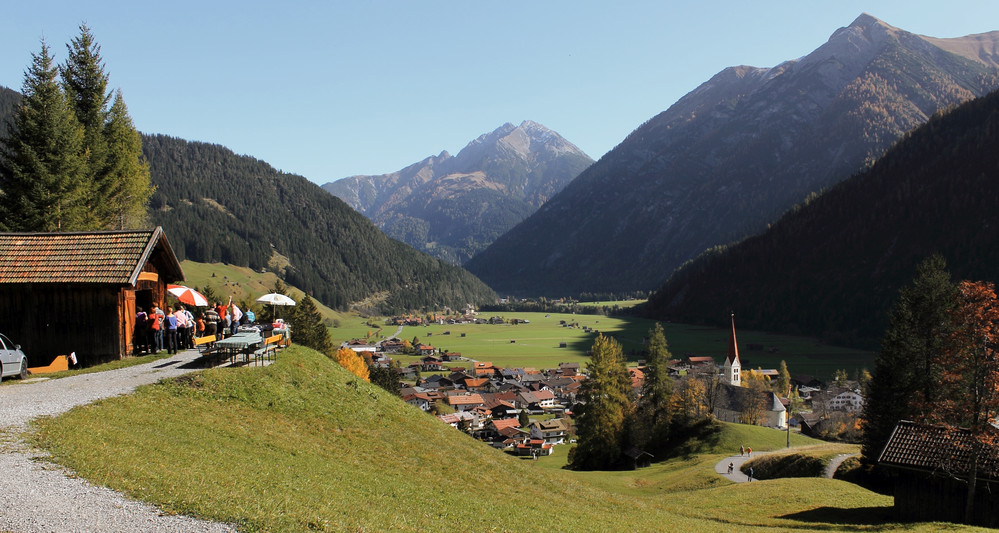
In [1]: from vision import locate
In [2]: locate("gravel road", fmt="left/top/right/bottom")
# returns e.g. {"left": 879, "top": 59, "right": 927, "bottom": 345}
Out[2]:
{"left": 0, "top": 350, "right": 237, "bottom": 533}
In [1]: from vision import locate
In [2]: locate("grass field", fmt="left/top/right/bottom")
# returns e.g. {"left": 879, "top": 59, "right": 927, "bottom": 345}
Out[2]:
{"left": 30, "top": 346, "right": 964, "bottom": 532}
{"left": 388, "top": 312, "right": 872, "bottom": 381}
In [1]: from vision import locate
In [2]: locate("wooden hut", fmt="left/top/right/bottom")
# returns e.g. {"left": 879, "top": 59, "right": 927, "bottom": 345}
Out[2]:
{"left": 879, "top": 420, "right": 999, "bottom": 527}
{"left": 0, "top": 227, "right": 184, "bottom": 366}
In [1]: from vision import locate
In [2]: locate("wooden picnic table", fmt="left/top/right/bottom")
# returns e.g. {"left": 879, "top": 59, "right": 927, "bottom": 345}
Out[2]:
{"left": 214, "top": 332, "right": 263, "bottom": 364}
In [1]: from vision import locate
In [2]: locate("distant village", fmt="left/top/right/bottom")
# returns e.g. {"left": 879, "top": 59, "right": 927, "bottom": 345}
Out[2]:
{"left": 342, "top": 316, "right": 867, "bottom": 456}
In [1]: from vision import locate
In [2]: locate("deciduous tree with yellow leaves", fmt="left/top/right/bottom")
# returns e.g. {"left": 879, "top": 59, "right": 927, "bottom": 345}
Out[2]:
{"left": 334, "top": 346, "right": 370, "bottom": 382}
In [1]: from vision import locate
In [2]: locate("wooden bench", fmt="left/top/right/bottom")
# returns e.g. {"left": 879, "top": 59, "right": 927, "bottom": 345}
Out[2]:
{"left": 193, "top": 335, "right": 219, "bottom": 365}
{"left": 249, "top": 335, "right": 284, "bottom": 366}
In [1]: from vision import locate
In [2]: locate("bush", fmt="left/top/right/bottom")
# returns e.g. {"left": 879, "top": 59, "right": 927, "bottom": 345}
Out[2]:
{"left": 741, "top": 453, "right": 824, "bottom": 480}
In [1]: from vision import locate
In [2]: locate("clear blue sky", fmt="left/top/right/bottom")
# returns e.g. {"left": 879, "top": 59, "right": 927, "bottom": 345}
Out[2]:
{"left": 2, "top": 1, "right": 997, "bottom": 184}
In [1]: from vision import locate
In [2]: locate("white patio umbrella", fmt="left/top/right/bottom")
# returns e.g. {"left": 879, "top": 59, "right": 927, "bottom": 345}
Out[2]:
{"left": 256, "top": 293, "right": 296, "bottom": 319}
{"left": 166, "top": 284, "right": 210, "bottom": 307}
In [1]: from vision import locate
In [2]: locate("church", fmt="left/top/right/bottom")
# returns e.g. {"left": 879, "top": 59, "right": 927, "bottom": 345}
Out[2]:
{"left": 711, "top": 315, "right": 787, "bottom": 429}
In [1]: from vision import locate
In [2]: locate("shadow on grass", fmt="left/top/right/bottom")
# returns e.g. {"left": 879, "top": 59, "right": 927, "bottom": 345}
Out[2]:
{"left": 779, "top": 505, "right": 895, "bottom": 526}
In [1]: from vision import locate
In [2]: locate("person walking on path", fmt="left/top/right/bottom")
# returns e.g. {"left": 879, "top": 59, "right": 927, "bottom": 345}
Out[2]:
{"left": 748, "top": 467, "right": 754, "bottom": 482}
{"left": 740, "top": 444, "right": 744, "bottom": 456}
{"left": 747, "top": 446, "right": 752, "bottom": 457}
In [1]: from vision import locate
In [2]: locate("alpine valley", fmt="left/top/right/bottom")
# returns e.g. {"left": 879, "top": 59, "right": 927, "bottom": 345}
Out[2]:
{"left": 465, "top": 14, "right": 999, "bottom": 298}
{"left": 322, "top": 121, "right": 593, "bottom": 265}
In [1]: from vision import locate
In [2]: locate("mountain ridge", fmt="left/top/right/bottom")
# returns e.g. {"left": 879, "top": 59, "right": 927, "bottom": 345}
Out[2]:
{"left": 323, "top": 120, "right": 593, "bottom": 264}
{"left": 642, "top": 86, "right": 999, "bottom": 348}
{"left": 465, "top": 14, "right": 999, "bottom": 297}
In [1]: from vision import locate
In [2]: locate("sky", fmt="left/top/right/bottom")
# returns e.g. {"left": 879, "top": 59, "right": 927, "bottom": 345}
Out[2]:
{"left": 2, "top": 1, "right": 998, "bottom": 185}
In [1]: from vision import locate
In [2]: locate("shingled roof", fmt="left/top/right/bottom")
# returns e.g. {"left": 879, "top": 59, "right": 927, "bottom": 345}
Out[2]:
{"left": 879, "top": 420, "right": 999, "bottom": 481}
{"left": 0, "top": 227, "right": 183, "bottom": 285}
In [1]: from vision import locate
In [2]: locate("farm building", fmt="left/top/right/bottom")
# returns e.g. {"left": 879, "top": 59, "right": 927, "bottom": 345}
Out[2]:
{"left": 0, "top": 228, "right": 184, "bottom": 366}
{"left": 879, "top": 420, "right": 999, "bottom": 527}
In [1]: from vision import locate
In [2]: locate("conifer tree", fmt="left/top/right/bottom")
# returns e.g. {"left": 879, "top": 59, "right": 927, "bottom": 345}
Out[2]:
{"left": 61, "top": 23, "right": 110, "bottom": 228}
{"left": 776, "top": 360, "right": 791, "bottom": 397}
{"left": 289, "top": 294, "right": 333, "bottom": 355}
{"left": 635, "top": 323, "right": 675, "bottom": 454}
{"left": 570, "top": 334, "right": 634, "bottom": 470}
{"left": 101, "top": 89, "right": 152, "bottom": 229}
{"left": 861, "top": 255, "right": 957, "bottom": 463}
{"left": 61, "top": 23, "right": 151, "bottom": 230}
{"left": 0, "top": 40, "right": 86, "bottom": 231}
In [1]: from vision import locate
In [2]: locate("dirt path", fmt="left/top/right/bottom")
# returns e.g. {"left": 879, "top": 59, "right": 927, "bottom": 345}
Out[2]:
{"left": 0, "top": 350, "right": 237, "bottom": 532}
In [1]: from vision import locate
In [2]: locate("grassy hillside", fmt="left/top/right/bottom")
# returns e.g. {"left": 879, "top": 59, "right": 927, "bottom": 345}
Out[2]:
{"left": 29, "top": 346, "right": 961, "bottom": 532}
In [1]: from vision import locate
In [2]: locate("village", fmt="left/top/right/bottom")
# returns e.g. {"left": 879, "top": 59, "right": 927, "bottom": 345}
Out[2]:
{"left": 341, "top": 315, "right": 869, "bottom": 459}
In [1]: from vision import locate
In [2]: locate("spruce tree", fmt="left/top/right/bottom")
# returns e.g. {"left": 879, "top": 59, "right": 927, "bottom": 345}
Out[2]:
{"left": 860, "top": 255, "right": 957, "bottom": 463}
{"left": 101, "top": 90, "right": 152, "bottom": 229}
{"left": 635, "top": 323, "right": 675, "bottom": 455}
{"left": 289, "top": 294, "right": 333, "bottom": 355}
{"left": 61, "top": 23, "right": 110, "bottom": 228}
{"left": 0, "top": 40, "right": 86, "bottom": 231}
{"left": 570, "top": 334, "right": 634, "bottom": 470}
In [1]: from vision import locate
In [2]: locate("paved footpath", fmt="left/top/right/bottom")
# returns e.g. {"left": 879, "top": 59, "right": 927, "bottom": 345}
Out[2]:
{"left": 714, "top": 451, "right": 860, "bottom": 483}
{"left": 714, "top": 452, "right": 765, "bottom": 483}
{"left": 0, "top": 349, "right": 237, "bottom": 533}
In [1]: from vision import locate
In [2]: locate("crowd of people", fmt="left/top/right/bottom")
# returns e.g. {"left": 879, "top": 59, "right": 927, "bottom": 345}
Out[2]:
{"left": 133, "top": 296, "right": 277, "bottom": 356}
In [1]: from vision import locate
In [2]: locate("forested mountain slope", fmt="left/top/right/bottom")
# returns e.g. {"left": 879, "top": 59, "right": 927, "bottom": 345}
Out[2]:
{"left": 142, "top": 134, "right": 496, "bottom": 312}
{"left": 466, "top": 14, "right": 999, "bottom": 297}
{"left": 643, "top": 87, "right": 999, "bottom": 348}
{"left": 323, "top": 121, "right": 593, "bottom": 265}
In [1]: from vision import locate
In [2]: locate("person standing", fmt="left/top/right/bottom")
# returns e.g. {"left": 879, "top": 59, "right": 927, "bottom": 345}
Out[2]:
{"left": 174, "top": 305, "right": 189, "bottom": 350}
{"left": 231, "top": 301, "right": 243, "bottom": 335}
{"left": 134, "top": 307, "right": 148, "bottom": 355}
{"left": 182, "top": 305, "right": 196, "bottom": 348}
{"left": 204, "top": 307, "right": 219, "bottom": 337}
{"left": 748, "top": 467, "right": 754, "bottom": 482}
{"left": 152, "top": 306, "right": 164, "bottom": 353}
{"left": 165, "top": 306, "right": 179, "bottom": 355}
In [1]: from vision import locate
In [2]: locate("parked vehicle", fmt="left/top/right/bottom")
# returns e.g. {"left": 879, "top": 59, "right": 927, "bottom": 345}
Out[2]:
{"left": 0, "top": 332, "right": 28, "bottom": 380}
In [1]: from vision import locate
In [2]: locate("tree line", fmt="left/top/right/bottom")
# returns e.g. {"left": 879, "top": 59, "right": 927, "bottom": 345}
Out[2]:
{"left": 0, "top": 24, "right": 151, "bottom": 232}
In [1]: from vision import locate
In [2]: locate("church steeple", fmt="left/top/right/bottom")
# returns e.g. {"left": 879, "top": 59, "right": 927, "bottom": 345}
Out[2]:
{"left": 723, "top": 313, "right": 741, "bottom": 386}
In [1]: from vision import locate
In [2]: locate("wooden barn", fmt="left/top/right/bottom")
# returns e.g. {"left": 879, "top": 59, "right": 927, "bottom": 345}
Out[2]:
{"left": 879, "top": 420, "right": 999, "bottom": 528}
{"left": 0, "top": 228, "right": 184, "bottom": 367}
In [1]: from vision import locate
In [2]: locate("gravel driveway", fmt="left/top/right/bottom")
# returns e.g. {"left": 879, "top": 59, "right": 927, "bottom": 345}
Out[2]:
{"left": 0, "top": 350, "right": 237, "bottom": 533}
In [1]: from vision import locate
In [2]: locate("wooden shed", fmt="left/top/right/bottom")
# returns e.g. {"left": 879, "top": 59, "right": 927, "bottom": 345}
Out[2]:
{"left": 0, "top": 227, "right": 184, "bottom": 367}
{"left": 879, "top": 420, "right": 999, "bottom": 527}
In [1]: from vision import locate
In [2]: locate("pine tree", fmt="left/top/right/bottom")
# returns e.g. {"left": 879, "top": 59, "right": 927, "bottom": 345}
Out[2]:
{"left": 635, "top": 323, "right": 675, "bottom": 455}
{"left": 101, "top": 89, "right": 152, "bottom": 229}
{"left": 860, "top": 255, "right": 957, "bottom": 463}
{"left": 289, "top": 294, "right": 333, "bottom": 355}
{"left": 61, "top": 23, "right": 110, "bottom": 228}
{"left": 776, "top": 360, "right": 791, "bottom": 398}
{"left": 570, "top": 334, "right": 634, "bottom": 470}
{"left": 0, "top": 40, "right": 86, "bottom": 231}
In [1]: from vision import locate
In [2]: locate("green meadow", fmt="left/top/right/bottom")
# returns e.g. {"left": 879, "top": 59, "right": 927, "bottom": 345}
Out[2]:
{"left": 31, "top": 346, "right": 966, "bottom": 532}
{"left": 386, "top": 312, "right": 872, "bottom": 381}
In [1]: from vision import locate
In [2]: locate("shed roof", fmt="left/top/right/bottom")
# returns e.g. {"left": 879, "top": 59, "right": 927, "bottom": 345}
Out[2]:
{"left": 0, "top": 227, "right": 183, "bottom": 285}
{"left": 878, "top": 420, "right": 999, "bottom": 481}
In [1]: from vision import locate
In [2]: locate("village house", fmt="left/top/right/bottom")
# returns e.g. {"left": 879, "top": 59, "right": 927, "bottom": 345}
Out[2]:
{"left": 0, "top": 228, "right": 184, "bottom": 366}
{"left": 446, "top": 392, "right": 486, "bottom": 412}
{"left": 825, "top": 388, "right": 865, "bottom": 412}
{"left": 529, "top": 418, "right": 570, "bottom": 445}
{"left": 402, "top": 392, "right": 432, "bottom": 412}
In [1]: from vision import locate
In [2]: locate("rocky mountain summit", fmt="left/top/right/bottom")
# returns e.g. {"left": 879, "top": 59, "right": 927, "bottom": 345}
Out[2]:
{"left": 323, "top": 121, "right": 593, "bottom": 265}
{"left": 466, "top": 14, "right": 999, "bottom": 297}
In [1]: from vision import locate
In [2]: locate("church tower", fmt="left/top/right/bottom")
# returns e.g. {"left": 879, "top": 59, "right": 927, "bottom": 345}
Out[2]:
{"left": 722, "top": 313, "right": 741, "bottom": 386}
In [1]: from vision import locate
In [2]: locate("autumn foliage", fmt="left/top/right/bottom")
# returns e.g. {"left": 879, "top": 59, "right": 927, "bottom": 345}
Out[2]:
{"left": 334, "top": 346, "right": 370, "bottom": 382}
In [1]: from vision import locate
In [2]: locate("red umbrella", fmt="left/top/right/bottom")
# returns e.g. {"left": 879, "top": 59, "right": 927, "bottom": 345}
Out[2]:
{"left": 166, "top": 284, "right": 209, "bottom": 307}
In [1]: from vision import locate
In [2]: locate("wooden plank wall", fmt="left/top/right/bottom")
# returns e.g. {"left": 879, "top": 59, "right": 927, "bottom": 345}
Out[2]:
{"left": 0, "top": 284, "right": 125, "bottom": 366}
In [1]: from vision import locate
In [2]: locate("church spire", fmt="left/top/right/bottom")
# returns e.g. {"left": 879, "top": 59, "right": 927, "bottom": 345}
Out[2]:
{"left": 723, "top": 313, "right": 741, "bottom": 386}
{"left": 727, "top": 312, "right": 740, "bottom": 365}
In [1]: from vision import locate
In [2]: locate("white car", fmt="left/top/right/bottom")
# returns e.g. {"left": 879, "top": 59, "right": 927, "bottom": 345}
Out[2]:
{"left": 0, "top": 333, "right": 28, "bottom": 380}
